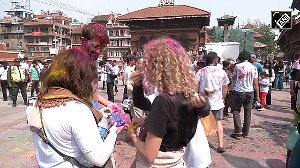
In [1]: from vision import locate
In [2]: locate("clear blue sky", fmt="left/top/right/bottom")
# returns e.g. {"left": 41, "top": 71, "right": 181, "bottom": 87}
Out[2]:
{"left": 0, "top": 0, "right": 298, "bottom": 35}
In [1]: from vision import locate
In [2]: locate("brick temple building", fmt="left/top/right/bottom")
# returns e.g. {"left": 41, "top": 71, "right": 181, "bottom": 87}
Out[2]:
{"left": 277, "top": 13, "right": 300, "bottom": 62}
{"left": 117, "top": 1, "right": 210, "bottom": 55}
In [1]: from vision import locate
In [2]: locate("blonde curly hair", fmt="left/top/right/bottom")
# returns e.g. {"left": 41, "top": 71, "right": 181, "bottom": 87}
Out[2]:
{"left": 143, "top": 37, "right": 196, "bottom": 98}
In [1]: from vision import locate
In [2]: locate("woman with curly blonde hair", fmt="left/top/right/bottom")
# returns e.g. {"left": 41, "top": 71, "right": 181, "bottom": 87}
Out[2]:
{"left": 143, "top": 38, "right": 196, "bottom": 98}
{"left": 127, "top": 37, "right": 210, "bottom": 167}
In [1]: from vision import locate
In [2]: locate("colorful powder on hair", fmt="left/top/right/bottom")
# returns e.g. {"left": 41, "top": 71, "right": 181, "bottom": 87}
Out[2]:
{"left": 81, "top": 37, "right": 89, "bottom": 52}
{"left": 90, "top": 23, "right": 109, "bottom": 46}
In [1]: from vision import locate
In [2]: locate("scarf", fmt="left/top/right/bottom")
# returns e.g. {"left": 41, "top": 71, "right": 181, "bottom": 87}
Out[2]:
{"left": 38, "top": 86, "right": 102, "bottom": 123}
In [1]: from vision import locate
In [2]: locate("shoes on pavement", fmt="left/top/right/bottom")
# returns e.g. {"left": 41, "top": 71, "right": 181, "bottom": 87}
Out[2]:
{"left": 3, "top": 99, "right": 7, "bottom": 101}
{"left": 230, "top": 133, "right": 243, "bottom": 139}
{"left": 258, "top": 108, "right": 266, "bottom": 111}
{"left": 217, "top": 147, "right": 226, "bottom": 153}
{"left": 266, "top": 105, "right": 271, "bottom": 109}
{"left": 12, "top": 101, "right": 16, "bottom": 107}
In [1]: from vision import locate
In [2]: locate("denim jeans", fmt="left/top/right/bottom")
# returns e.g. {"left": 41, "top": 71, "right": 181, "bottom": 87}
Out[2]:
{"left": 274, "top": 73, "right": 284, "bottom": 90}
{"left": 231, "top": 91, "right": 254, "bottom": 136}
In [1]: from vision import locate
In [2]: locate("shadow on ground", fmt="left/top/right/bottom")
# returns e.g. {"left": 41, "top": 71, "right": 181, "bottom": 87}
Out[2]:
{"left": 267, "top": 104, "right": 293, "bottom": 114}
{"left": 222, "top": 153, "right": 267, "bottom": 168}
{"left": 252, "top": 120, "right": 289, "bottom": 147}
{"left": 254, "top": 113, "right": 292, "bottom": 123}
{"left": 266, "top": 159, "right": 286, "bottom": 168}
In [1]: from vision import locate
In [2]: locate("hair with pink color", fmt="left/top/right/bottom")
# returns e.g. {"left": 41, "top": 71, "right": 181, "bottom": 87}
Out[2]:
{"left": 143, "top": 37, "right": 196, "bottom": 97}
{"left": 81, "top": 23, "right": 109, "bottom": 46}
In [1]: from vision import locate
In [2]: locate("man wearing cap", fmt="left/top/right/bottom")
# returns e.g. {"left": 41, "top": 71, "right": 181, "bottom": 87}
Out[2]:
{"left": 7, "top": 58, "right": 28, "bottom": 107}
{"left": 196, "top": 51, "right": 229, "bottom": 153}
{"left": 250, "top": 54, "right": 263, "bottom": 75}
{"left": 231, "top": 51, "right": 259, "bottom": 138}
{"left": 250, "top": 54, "right": 263, "bottom": 109}
{"left": 0, "top": 60, "right": 9, "bottom": 101}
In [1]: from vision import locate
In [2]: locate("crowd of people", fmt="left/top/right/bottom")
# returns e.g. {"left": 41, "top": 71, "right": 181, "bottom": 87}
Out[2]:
{"left": 0, "top": 22, "right": 299, "bottom": 168}
{"left": 0, "top": 57, "right": 50, "bottom": 107}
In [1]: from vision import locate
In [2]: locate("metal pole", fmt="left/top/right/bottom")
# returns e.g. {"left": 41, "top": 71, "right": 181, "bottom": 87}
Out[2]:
{"left": 53, "top": 21, "right": 56, "bottom": 49}
{"left": 244, "top": 31, "right": 246, "bottom": 51}
{"left": 59, "top": 23, "right": 62, "bottom": 50}
{"left": 70, "top": 23, "right": 72, "bottom": 48}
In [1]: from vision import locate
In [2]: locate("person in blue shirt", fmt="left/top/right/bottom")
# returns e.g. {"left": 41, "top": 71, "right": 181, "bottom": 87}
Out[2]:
{"left": 250, "top": 54, "right": 263, "bottom": 75}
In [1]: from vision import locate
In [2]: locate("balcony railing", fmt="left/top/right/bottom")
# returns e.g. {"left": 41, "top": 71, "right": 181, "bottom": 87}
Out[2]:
{"left": 26, "top": 42, "right": 52, "bottom": 46}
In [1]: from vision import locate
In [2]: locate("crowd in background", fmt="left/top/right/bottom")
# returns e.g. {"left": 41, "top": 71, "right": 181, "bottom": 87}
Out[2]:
{"left": 0, "top": 22, "right": 299, "bottom": 168}
{"left": 0, "top": 57, "right": 51, "bottom": 107}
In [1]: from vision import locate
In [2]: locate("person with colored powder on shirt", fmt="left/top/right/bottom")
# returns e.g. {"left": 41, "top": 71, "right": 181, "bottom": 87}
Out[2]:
{"left": 231, "top": 51, "right": 259, "bottom": 139}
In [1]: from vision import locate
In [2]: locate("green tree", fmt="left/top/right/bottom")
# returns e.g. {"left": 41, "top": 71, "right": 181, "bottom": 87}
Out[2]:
{"left": 205, "top": 27, "right": 215, "bottom": 42}
{"left": 255, "top": 24, "right": 277, "bottom": 59}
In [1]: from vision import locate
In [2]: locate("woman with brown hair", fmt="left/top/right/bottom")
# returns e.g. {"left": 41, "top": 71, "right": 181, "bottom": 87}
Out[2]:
{"left": 127, "top": 38, "right": 210, "bottom": 167}
{"left": 32, "top": 48, "right": 122, "bottom": 168}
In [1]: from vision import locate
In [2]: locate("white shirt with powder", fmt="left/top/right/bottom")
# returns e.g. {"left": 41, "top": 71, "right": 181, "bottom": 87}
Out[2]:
{"left": 233, "top": 61, "right": 258, "bottom": 92}
{"left": 196, "top": 65, "right": 230, "bottom": 111}
{"left": 32, "top": 101, "right": 117, "bottom": 167}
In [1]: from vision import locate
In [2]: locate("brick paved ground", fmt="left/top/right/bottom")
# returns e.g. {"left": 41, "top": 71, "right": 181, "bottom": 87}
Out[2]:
{"left": 0, "top": 82, "right": 294, "bottom": 168}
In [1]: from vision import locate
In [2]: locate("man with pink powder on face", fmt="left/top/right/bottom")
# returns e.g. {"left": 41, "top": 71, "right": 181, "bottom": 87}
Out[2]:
{"left": 81, "top": 23, "right": 116, "bottom": 108}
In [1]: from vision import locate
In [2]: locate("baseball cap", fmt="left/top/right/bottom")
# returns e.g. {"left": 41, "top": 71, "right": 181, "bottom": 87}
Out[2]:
{"left": 251, "top": 54, "right": 257, "bottom": 59}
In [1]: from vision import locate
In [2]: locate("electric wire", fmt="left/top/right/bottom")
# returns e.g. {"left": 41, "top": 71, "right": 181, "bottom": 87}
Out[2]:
{"left": 31, "top": 0, "right": 96, "bottom": 16}
{"left": 47, "top": 0, "right": 94, "bottom": 15}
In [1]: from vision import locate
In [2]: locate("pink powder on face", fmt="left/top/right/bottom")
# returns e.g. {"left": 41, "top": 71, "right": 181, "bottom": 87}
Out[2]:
{"left": 81, "top": 37, "right": 89, "bottom": 51}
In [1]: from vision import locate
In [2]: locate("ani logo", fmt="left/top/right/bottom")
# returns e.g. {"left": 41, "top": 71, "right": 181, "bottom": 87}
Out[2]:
{"left": 271, "top": 11, "right": 292, "bottom": 29}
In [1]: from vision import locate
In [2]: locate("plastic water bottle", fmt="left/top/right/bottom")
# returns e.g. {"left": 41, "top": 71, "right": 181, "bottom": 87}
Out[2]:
{"left": 98, "top": 113, "right": 108, "bottom": 141}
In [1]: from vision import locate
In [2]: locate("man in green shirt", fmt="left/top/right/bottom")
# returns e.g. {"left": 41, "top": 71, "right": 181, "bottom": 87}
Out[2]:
{"left": 29, "top": 60, "right": 40, "bottom": 97}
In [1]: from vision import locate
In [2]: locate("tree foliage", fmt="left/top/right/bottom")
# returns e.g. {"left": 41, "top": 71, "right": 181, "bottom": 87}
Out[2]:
{"left": 205, "top": 27, "right": 215, "bottom": 42}
{"left": 254, "top": 22, "right": 277, "bottom": 58}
